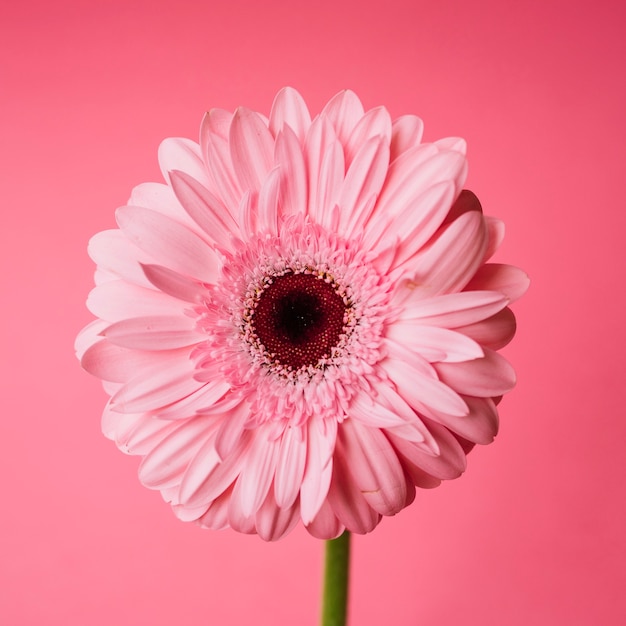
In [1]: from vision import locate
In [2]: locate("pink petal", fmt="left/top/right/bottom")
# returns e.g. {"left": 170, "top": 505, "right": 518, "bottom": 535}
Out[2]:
{"left": 398, "top": 210, "right": 488, "bottom": 297}
{"left": 305, "top": 499, "right": 345, "bottom": 540}
{"left": 464, "top": 263, "right": 530, "bottom": 302}
{"left": 338, "top": 420, "right": 407, "bottom": 516}
{"left": 229, "top": 107, "right": 274, "bottom": 192}
{"left": 344, "top": 106, "right": 392, "bottom": 166}
{"left": 320, "top": 89, "right": 365, "bottom": 146}
{"left": 304, "top": 116, "right": 344, "bottom": 226}
{"left": 151, "top": 380, "right": 231, "bottom": 419}
{"left": 116, "top": 206, "right": 220, "bottom": 283}
{"left": 88, "top": 229, "right": 156, "bottom": 288}
{"left": 110, "top": 349, "right": 204, "bottom": 413}
{"left": 339, "top": 135, "right": 390, "bottom": 237}
{"left": 378, "top": 181, "right": 456, "bottom": 268}
{"left": 237, "top": 190, "right": 256, "bottom": 241}
{"left": 483, "top": 216, "right": 505, "bottom": 261}
{"left": 300, "top": 417, "right": 336, "bottom": 524}
{"left": 388, "top": 419, "right": 467, "bottom": 480}
{"left": 101, "top": 316, "right": 205, "bottom": 351}
{"left": 390, "top": 115, "right": 424, "bottom": 162}
{"left": 87, "top": 280, "right": 188, "bottom": 322}
{"left": 230, "top": 431, "right": 280, "bottom": 517}
{"left": 257, "top": 166, "right": 281, "bottom": 235}
{"left": 394, "top": 289, "right": 510, "bottom": 328}
{"left": 274, "top": 125, "right": 307, "bottom": 218}
{"left": 385, "top": 322, "right": 484, "bottom": 363}
{"left": 179, "top": 434, "right": 249, "bottom": 509}
{"left": 458, "top": 307, "right": 517, "bottom": 350}
{"left": 274, "top": 425, "right": 307, "bottom": 509}
{"left": 434, "top": 136, "right": 467, "bottom": 154}
{"left": 214, "top": 401, "right": 250, "bottom": 460}
{"left": 114, "top": 413, "right": 179, "bottom": 455}
{"left": 141, "top": 264, "right": 211, "bottom": 303}
{"left": 138, "top": 416, "right": 216, "bottom": 489}
{"left": 75, "top": 319, "right": 108, "bottom": 359}
{"left": 81, "top": 340, "right": 165, "bottom": 383}
{"left": 158, "top": 137, "right": 212, "bottom": 189}
{"left": 169, "top": 169, "right": 239, "bottom": 248}
{"left": 255, "top": 492, "right": 300, "bottom": 541}
{"left": 197, "top": 486, "right": 233, "bottom": 530}
{"left": 381, "top": 345, "right": 469, "bottom": 418}
{"left": 269, "top": 87, "right": 311, "bottom": 144}
{"left": 327, "top": 442, "right": 381, "bottom": 534}
{"left": 200, "top": 109, "right": 242, "bottom": 212}
{"left": 374, "top": 147, "right": 466, "bottom": 224}
{"left": 435, "top": 348, "right": 516, "bottom": 397}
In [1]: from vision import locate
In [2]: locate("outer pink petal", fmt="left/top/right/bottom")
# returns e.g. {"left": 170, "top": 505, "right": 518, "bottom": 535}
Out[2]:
{"left": 169, "top": 169, "right": 240, "bottom": 248}
{"left": 229, "top": 431, "right": 280, "bottom": 518}
{"left": 375, "top": 181, "right": 456, "bottom": 268}
{"left": 327, "top": 441, "right": 381, "bottom": 534}
{"left": 385, "top": 322, "right": 484, "bottom": 363}
{"left": 435, "top": 348, "right": 516, "bottom": 397}
{"left": 373, "top": 147, "right": 466, "bottom": 225}
{"left": 339, "top": 135, "right": 390, "bottom": 237}
{"left": 116, "top": 206, "right": 220, "bottom": 283}
{"left": 305, "top": 499, "right": 345, "bottom": 539}
{"left": 344, "top": 106, "right": 392, "bottom": 166}
{"left": 88, "top": 230, "right": 156, "bottom": 288}
{"left": 300, "top": 417, "right": 336, "bottom": 524}
{"left": 110, "top": 349, "right": 204, "bottom": 413}
{"left": 390, "top": 114, "right": 424, "bottom": 162}
{"left": 458, "top": 307, "right": 517, "bottom": 350}
{"left": 87, "top": 280, "right": 188, "bottom": 322}
{"left": 179, "top": 431, "right": 251, "bottom": 508}
{"left": 197, "top": 486, "right": 233, "bottom": 530}
{"left": 304, "top": 116, "right": 344, "bottom": 227}
{"left": 75, "top": 319, "right": 108, "bottom": 359}
{"left": 257, "top": 166, "right": 281, "bottom": 235}
{"left": 274, "top": 125, "right": 307, "bottom": 218}
{"left": 138, "top": 416, "right": 216, "bottom": 489}
{"left": 269, "top": 87, "right": 311, "bottom": 144}
{"left": 255, "top": 491, "right": 300, "bottom": 541}
{"left": 398, "top": 210, "right": 488, "bottom": 296}
{"left": 464, "top": 263, "right": 530, "bottom": 302}
{"left": 388, "top": 419, "right": 467, "bottom": 480}
{"left": 200, "top": 109, "right": 242, "bottom": 212}
{"left": 81, "top": 340, "right": 167, "bottom": 383}
{"left": 113, "top": 413, "right": 179, "bottom": 455}
{"left": 158, "top": 137, "right": 212, "bottom": 189}
{"left": 101, "top": 316, "right": 205, "bottom": 351}
{"left": 393, "top": 289, "right": 510, "bottom": 327}
{"left": 229, "top": 107, "right": 274, "bottom": 192}
{"left": 274, "top": 425, "right": 307, "bottom": 509}
{"left": 381, "top": 345, "right": 469, "bottom": 418}
{"left": 151, "top": 380, "right": 231, "bottom": 420}
{"left": 483, "top": 216, "right": 505, "bottom": 261}
{"left": 320, "top": 89, "right": 365, "bottom": 146}
{"left": 141, "top": 264, "right": 211, "bottom": 303}
{"left": 214, "top": 401, "right": 250, "bottom": 460}
{"left": 338, "top": 420, "right": 407, "bottom": 516}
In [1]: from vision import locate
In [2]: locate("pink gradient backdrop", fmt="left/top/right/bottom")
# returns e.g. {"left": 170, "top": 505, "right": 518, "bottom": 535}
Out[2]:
{"left": 2, "top": 0, "right": 624, "bottom": 623}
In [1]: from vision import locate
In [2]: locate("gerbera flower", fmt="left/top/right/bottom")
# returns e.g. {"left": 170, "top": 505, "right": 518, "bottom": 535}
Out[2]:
{"left": 76, "top": 88, "right": 528, "bottom": 541}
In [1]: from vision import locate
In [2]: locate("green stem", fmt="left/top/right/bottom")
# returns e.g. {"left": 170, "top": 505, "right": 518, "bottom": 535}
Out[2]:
{"left": 320, "top": 531, "right": 351, "bottom": 626}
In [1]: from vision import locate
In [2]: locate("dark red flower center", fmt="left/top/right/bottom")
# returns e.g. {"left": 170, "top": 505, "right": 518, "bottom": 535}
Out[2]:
{"left": 252, "top": 272, "right": 347, "bottom": 370}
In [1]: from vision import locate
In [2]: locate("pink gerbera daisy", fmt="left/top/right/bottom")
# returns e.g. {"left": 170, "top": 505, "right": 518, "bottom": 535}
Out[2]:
{"left": 76, "top": 88, "right": 528, "bottom": 541}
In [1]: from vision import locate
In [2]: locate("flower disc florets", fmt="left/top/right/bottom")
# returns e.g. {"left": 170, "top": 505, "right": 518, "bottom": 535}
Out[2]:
{"left": 193, "top": 219, "right": 390, "bottom": 429}
{"left": 76, "top": 87, "right": 528, "bottom": 540}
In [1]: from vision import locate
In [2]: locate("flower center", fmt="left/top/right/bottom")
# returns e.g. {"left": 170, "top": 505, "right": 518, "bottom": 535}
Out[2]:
{"left": 251, "top": 272, "right": 347, "bottom": 370}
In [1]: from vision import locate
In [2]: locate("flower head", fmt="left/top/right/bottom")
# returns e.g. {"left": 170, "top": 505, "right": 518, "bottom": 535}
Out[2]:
{"left": 76, "top": 88, "right": 528, "bottom": 540}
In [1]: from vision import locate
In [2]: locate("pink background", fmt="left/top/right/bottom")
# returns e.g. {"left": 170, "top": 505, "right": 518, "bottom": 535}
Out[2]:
{"left": 2, "top": 0, "right": 625, "bottom": 624}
